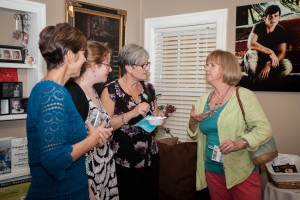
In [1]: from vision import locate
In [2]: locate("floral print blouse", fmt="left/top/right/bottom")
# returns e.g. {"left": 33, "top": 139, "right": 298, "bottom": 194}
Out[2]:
{"left": 106, "top": 80, "right": 159, "bottom": 169}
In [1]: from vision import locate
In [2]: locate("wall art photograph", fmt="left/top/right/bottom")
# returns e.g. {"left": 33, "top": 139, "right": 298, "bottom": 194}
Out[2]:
{"left": 9, "top": 97, "right": 28, "bottom": 114}
{"left": 236, "top": 0, "right": 300, "bottom": 92}
{"left": 0, "top": 45, "right": 25, "bottom": 64}
{"left": 65, "top": 0, "right": 127, "bottom": 93}
{"left": 0, "top": 82, "right": 23, "bottom": 98}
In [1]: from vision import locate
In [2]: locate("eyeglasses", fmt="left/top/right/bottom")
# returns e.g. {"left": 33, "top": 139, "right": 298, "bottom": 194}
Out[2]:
{"left": 100, "top": 63, "right": 112, "bottom": 68}
{"left": 203, "top": 63, "right": 219, "bottom": 69}
{"left": 133, "top": 62, "right": 151, "bottom": 69}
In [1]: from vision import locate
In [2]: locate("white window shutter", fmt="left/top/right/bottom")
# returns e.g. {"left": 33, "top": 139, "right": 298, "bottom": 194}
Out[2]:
{"left": 145, "top": 9, "right": 227, "bottom": 142}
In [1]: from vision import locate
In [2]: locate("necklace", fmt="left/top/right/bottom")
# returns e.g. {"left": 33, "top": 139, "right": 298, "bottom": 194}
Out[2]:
{"left": 205, "top": 86, "right": 231, "bottom": 117}
{"left": 122, "top": 76, "right": 140, "bottom": 104}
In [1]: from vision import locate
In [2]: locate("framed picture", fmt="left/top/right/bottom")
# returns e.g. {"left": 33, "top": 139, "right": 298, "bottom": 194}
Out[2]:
{"left": 0, "top": 45, "right": 25, "bottom": 63}
{"left": 9, "top": 97, "right": 27, "bottom": 114}
{"left": 0, "top": 82, "right": 23, "bottom": 98}
{"left": 0, "top": 99, "right": 9, "bottom": 115}
{"left": 65, "top": 0, "right": 127, "bottom": 87}
{"left": 235, "top": 1, "right": 300, "bottom": 92}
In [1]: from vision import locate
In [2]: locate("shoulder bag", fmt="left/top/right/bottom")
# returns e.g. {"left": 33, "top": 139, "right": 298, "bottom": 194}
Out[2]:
{"left": 236, "top": 87, "right": 278, "bottom": 165}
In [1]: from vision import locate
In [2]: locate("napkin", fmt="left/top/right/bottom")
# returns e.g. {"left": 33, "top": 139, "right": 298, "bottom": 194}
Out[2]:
{"left": 134, "top": 115, "right": 157, "bottom": 133}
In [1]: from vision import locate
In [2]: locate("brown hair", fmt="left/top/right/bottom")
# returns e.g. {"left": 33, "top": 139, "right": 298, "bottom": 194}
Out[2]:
{"left": 38, "top": 23, "right": 87, "bottom": 70}
{"left": 79, "top": 40, "right": 112, "bottom": 76}
{"left": 206, "top": 50, "right": 242, "bottom": 85}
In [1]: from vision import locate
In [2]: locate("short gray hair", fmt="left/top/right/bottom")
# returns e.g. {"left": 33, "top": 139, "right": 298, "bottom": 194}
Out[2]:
{"left": 118, "top": 43, "right": 149, "bottom": 74}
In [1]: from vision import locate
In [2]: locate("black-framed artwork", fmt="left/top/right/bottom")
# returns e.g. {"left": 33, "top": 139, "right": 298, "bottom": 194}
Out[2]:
{"left": 0, "top": 45, "right": 25, "bottom": 64}
{"left": 9, "top": 97, "right": 28, "bottom": 114}
{"left": 235, "top": 1, "right": 300, "bottom": 92}
{"left": 65, "top": 0, "right": 127, "bottom": 88}
{"left": 0, "top": 82, "right": 23, "bottom": 98}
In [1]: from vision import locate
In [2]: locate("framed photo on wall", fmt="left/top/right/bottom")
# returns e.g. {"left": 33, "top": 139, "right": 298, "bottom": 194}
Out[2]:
{"left": 235, "top": 1, "right": 300, "bottom": 92}
{"left": 9, "top": 97, "right": 28, "bottom": 114}
{"left": 0, "top": 45, "right": 25, "bottom": 64}
{"left": 65, "top": 0, "right": 127, "bottom": 91}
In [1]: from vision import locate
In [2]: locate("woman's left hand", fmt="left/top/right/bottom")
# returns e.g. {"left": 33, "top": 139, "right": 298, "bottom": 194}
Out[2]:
{"left": 219, "top": 139, "right": 245, "bottom": 154}
{"left": 97, "top": 124, "right": 113, "bottom": 147}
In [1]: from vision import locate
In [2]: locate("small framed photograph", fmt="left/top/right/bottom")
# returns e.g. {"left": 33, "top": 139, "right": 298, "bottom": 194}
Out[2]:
{"left": 0, "top": 98, "right": 9, "bottom": 115}
{"left": 9, "top": 97, "right": 28, "bottom": 114}
{"left": 0, "top": 82, "right": 23, "bottom": 98}
{"left": 0, "top": 45, "right": 25, "bottom": 63}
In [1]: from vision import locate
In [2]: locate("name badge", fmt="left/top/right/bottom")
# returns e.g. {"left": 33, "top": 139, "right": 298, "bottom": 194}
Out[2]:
{"left": 211, "top": 145, "right": 222, "bottom": 162}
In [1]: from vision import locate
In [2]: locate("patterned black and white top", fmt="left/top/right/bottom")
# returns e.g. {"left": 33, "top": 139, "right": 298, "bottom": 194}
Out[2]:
{"left": 106, "top": 80, "right": 159, "bottom": 169}
{"left": 65, "top": 82, "right": 119, "bottom": 200}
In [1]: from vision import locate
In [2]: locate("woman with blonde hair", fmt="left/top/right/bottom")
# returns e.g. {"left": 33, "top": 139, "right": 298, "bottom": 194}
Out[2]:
{"left": 187, "top": 50, "right": 272, "bottom": 200}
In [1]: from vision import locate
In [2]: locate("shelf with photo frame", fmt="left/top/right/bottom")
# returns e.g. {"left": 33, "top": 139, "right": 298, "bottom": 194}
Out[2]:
{"left": 0, "top": 86, "right": 28, "bottom": 120}
{"left": 0, "top": 0, "right": 46, "bottom": 122}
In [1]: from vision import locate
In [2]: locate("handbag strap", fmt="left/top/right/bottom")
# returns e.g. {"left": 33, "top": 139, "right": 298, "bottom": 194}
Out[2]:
{"left": 236, "top": 87, "right": 250, "bottom": 130}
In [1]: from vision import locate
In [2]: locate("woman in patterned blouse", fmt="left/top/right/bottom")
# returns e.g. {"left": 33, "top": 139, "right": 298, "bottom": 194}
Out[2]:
{"left": 66, "top": 41, "right": 118, "bottom": 200}
{"left": 101, "top": 43, "right": 165, "bottom": 200}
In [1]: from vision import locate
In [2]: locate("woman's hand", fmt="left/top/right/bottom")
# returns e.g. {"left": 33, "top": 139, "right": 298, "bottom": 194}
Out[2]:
{"left": 157, "top": 111, "right": 166, "bottom": 126}
{"left": 85, "top": 121, "right": 112, "bottom": 147}
{"left": 135, "top": 102, "right": 151, "bottom": 117}
{"left": 97, "top": 124, "right": 113, "bottom": 147}
{"left": 188, "top": 105, "right": 209, "bottom": 132}
{"left": 219, "top": 139, "right": 246, "bottom": 155}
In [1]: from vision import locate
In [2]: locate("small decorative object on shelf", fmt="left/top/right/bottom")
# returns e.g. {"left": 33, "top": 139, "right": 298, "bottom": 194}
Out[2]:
{"left": 13, "top": 13, "right": 31, "bottom": 55}
{"left": 0, "top": 68, "right": 18, "bottom": 82}
{"left": 0, "top": 99, "right": 9, "bottom": 115}
{"left": 25, "top": 56, "right": 35, "bottom": 65}
{"left": 0, "top": 82, "right": 23, "bottom": 98}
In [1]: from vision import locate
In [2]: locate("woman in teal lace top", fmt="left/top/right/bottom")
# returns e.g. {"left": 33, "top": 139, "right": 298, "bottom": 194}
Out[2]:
{"left": 26, "top": 23, "right": 111, "bottom": 200}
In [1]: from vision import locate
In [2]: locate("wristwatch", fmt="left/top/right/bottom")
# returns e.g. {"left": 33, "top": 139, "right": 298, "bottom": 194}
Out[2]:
{"left": 241, "top": 138, "right": 249, "bottom": 148}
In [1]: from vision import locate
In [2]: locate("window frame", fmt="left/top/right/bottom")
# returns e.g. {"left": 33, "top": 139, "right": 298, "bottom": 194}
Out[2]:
{"left": 144, "top": 9, "right": 228, "bottom": 141}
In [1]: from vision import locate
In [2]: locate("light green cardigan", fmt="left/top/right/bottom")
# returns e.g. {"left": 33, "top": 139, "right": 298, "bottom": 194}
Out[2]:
{"left": 187, "top": 87, "right": 272, "bottom": 190}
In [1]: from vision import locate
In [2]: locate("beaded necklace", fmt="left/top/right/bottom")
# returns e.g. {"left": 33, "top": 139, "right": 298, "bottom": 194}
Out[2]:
{"left": 205, "top": 86, "right": 231, "bottom": 117}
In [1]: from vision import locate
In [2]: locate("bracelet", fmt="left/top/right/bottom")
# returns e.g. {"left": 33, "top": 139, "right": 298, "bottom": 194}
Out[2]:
{"left": 121, "top": 113, "right": 127, "bottom": 124}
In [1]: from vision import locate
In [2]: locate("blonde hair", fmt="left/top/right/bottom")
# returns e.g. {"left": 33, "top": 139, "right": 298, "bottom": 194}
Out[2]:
{"left": 206, "top": 50, "right": 242, "bottom": 85}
